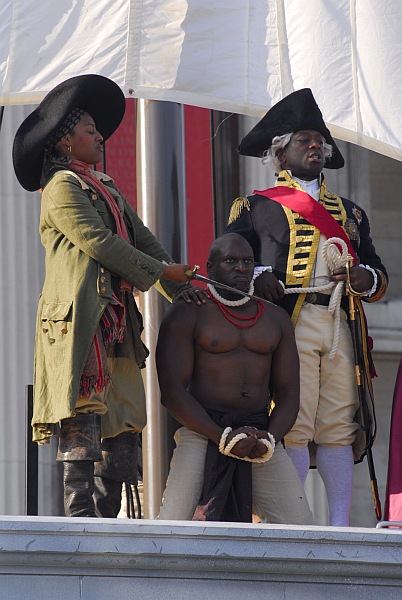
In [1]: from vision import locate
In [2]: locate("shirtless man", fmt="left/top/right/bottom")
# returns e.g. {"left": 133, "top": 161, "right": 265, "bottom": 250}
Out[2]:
{"left": 156, "top": 233, "right": 313, "bottom": 524}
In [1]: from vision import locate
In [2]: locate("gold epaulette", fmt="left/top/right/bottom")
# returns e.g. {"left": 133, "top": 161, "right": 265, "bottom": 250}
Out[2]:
{"left": 227, "top": 196, "right": 250, "bottom": 224}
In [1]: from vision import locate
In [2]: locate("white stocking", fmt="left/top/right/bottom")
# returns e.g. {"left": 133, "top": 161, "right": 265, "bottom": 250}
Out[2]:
{"left": 316, "top": 445, "right": 354, "bottom": 526}
{"left": 285, "top": 446, "right": 310, "bottom": 485}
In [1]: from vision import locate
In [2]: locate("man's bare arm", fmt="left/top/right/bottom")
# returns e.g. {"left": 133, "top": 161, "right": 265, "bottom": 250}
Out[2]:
{"left": 266, "top": 310, "right": 300, "bottom": 442}
{"left": 156, "top": 302, "right": 224, "bottom": 445}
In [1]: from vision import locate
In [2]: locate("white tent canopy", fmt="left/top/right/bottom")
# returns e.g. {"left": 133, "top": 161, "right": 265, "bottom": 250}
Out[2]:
{"left": 1, "top": 0, "right": 402, "bottom": 161}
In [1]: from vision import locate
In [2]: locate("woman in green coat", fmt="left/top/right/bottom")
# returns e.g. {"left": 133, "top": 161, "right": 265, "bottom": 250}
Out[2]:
{"left": 13, "top": 74, "right": 202, "bottom": 517}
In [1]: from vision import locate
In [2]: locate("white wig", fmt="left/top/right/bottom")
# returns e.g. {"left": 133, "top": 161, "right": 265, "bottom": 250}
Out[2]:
{"left": 262, "top": 133, "right": 333, "bottom": 172}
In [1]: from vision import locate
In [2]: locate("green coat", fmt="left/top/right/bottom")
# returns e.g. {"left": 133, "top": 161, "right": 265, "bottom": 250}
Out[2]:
{"left": 33, "top": 169, "right": 181, "bottom": 443}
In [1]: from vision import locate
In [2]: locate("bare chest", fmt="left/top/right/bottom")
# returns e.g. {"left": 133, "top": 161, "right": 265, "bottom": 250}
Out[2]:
{"left": 194, "top": 303, "right": 279, "bottom": 355}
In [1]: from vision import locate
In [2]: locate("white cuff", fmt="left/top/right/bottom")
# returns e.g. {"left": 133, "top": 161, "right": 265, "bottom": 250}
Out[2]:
{"left": 252, "top": 265, "right": 273, "bottom": 284}
{"left": 359, "top": 264, "right": 377, "bottom": 297}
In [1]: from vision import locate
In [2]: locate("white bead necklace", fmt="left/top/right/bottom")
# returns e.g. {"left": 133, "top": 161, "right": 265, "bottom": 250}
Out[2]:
{"left": 207, "top": 280, "right": 254, "bottom": 307}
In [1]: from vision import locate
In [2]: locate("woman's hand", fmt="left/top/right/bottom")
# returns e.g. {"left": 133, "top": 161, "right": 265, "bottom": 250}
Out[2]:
{"left": 162, "top": 263, "right": 192, "bottom": 283}
{"left": 163, "top": 263, "right": 208, "bottom": 304}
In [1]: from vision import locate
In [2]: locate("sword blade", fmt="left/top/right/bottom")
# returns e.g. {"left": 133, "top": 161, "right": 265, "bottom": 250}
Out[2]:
{"left": 191, "top": 273, "right": 275, "bottom": 306}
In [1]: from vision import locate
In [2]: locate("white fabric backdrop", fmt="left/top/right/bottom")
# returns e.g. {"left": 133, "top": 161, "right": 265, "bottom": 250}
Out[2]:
{"left": 1, "top": 0, "right": 401, "bottom": 160}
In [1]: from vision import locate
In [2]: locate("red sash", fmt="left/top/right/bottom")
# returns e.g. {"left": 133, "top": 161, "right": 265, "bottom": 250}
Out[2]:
{"left": 254, "top": 186, "right": 357, "bottom": 263}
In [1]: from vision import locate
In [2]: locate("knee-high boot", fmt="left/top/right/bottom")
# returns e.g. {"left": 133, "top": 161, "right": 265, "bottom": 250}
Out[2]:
{"left": 94, "top": 432, "right": 139, "bottom": 518}
{"left": 57, "top": 413, "right": 102, "bottom": 517}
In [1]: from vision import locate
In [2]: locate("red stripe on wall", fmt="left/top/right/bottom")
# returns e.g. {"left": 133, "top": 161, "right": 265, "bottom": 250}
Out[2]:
{"left": 103, "top": 101, "right": 214, "bottom": 272}
{"left": 184, "top": 105, "right": 214, "bottom": 277}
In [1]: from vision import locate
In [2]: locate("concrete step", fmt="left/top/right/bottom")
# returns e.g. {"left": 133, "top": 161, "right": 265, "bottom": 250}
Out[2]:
{"left": 0, "top": 517, "right": 401, "bottom": 599}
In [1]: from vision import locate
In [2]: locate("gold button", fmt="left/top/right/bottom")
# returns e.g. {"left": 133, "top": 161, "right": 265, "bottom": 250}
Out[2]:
{"left": 42, "top": 328, "right": 48, "bottom": 333}
{"left": 100, "top": 276, "right": 106, "bottom": 283}
{"left": 61, "top": 328, "right": 68, "bottom": 334}
{"left": 101, "top": 286, "right": 106, "bottom": 293}
{"left": 100, "top": 267, "right": 105, "bottom": 273}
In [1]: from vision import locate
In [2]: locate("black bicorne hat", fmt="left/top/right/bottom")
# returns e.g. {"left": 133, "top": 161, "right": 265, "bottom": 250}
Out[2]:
{"left": 238, "top": 88, "right": 344, "bottom": 169}
{"left": 13, "top": 74, "right": 126, "bottom": 191}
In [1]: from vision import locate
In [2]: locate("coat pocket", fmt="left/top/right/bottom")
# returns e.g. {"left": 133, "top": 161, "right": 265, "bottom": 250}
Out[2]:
{"left": 41, "top": 301, "right": 73, "bottom": 344}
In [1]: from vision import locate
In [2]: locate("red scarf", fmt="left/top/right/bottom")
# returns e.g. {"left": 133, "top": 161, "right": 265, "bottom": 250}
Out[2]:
{"left": 69, "top": 160, "right": 132, "bottom": 293}
{"left": 67, "top": 161, "right": 132, "bottom": 396}
{"left": 70, "top": 160, "right": 129, "bottom": 242}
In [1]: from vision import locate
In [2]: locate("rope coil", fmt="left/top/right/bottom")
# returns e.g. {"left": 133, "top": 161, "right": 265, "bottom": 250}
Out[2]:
{"left": 282, "top": 237, "right": 349, "bottom": 359}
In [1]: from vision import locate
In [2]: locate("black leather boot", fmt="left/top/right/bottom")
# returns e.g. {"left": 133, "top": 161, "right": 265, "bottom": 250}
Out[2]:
{"left": 57, "top": 413, "right": 102, "bottom": 517}
{"left": 63, "top": 460, "right": 96, "bottom": 517}
{"left": 94, "top": 432, "right": 139, "bottom": 518}
{"left": 93, "top": 477, "right": 123, "bottom": 518}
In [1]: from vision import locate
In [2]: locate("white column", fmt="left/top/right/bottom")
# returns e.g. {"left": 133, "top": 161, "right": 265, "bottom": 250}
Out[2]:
{"left": 136, "top": 99, "right": 187, "bottom": 518}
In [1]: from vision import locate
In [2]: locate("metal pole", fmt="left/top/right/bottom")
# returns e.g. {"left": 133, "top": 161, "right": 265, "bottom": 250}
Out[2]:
{"left": 136, "top": 99, "right": 187, "bottom": 518}
{"left": 25, "top": 384, "right": 38, "bottom": 515}
{"left": 210, "top": 110, "right": 240, "bottom": 237}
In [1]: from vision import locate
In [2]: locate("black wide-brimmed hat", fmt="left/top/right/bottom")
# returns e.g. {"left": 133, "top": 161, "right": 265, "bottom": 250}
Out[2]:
{"left": 13, "top": 74, "right": 126, "bottom": 191}
{"left": 238, "top": 88, "right": 344, "bottom": 169}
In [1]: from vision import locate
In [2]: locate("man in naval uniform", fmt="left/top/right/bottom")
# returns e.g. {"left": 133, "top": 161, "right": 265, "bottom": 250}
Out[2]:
{"left": 226, "top": 88, "right": 387, "bottom": 526}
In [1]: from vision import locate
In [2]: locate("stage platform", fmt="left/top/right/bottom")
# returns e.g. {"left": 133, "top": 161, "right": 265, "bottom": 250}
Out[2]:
{"left": 0, "top": 517, "right": 401, "bottom": 599}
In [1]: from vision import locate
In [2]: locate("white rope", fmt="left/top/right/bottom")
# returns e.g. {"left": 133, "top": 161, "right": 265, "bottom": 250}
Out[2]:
{"left": 218, "top": 427, "right": 275, "bottom": 463}
{"left": 281, "top": 237, "right": 349, "bottom": 359}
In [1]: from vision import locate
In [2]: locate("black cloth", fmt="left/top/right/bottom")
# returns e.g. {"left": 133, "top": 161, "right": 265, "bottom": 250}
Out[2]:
{"left": 192, "top": 410, "right": 269, "bottom": 522}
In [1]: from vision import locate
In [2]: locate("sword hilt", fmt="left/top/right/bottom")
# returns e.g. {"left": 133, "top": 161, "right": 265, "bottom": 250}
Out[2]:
{"left": 185, "top": 265, "right": 200, "bottom": 279}
{"left": 346, "top": 253, "right": 365, "bottom": 297}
